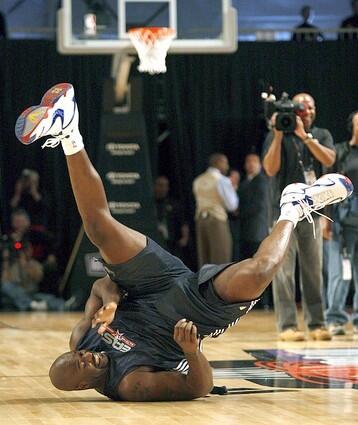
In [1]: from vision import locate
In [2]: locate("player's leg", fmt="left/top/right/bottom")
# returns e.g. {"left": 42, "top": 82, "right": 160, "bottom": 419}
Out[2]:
{"left": 214, "top": 220, "right": 294, "bottom": 302}
{"left": 15, "top": 83, "right": 145, "bottom": 265}
{"left": 214, "top": 176, "right": 354, "bottom": 304}
{"left": 65, "top": 150, "right": 146, "bottom": 264}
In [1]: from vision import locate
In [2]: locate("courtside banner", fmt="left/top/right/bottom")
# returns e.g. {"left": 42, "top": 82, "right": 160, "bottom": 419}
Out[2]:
{"left": 63, "top": 111, "right": 158, "bottom": 305}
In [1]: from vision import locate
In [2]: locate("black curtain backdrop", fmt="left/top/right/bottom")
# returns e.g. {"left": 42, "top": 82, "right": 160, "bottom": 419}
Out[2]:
{"left": 1, "top": 40, "right": 357, "bottom": 275}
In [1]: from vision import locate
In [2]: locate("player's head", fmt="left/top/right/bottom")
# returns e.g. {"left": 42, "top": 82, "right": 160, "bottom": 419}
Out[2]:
{"left": 49, "top": 350, "right": 109, "bottom": 391}
{"left": 209, "top": 153, "right": 230, "bottom": 175}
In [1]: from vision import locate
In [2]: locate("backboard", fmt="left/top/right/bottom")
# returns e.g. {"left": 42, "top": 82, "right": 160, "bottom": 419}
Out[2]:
{"left": 57, "top": 0, "right": 237, "bottom": 54}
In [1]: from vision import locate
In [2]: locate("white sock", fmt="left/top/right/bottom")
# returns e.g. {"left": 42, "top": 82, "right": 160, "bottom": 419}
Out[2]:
{"left": 61, "top": 128, "right": 84, "bottom": 156}
{"left": 277, "top": 203, "right": 302, "bottom": 227}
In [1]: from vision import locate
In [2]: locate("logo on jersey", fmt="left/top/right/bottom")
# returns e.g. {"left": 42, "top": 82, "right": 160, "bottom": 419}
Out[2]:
{"left": 102, "top": 328, "right": 136, "bottom": 353}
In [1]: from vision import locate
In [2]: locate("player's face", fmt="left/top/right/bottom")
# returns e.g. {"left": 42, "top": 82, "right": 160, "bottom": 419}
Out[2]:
{"left": 49, "top": 350, "right": 109, "bottom": 391}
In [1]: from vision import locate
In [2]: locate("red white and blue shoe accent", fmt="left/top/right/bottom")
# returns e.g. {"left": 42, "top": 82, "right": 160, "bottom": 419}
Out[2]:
{"left": 15, "top": 83, "right": 81, "bottom": 150}
{"left": 279, "top": 174, "right": 354, "bottom": 235}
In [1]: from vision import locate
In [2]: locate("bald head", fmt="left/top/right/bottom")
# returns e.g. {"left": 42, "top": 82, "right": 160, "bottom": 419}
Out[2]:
{"left": 293, "top": 93, "right": 315, "bottom": 105}
{"left": 209, "top": 153, "right": 229, "bottom": 175}
{"left": 49, "top": 352, "right": 83, "bottom": 391}
{"left": 49, "top": 351, "right": 108, "bottom": 391}
{"left": 293, "top": 93, "right": 316, "bottom": 129}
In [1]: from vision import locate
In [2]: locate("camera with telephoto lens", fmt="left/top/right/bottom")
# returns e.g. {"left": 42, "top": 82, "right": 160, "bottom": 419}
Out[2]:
{"left": 263, "top": 92, "right": 305, "bottom": 133}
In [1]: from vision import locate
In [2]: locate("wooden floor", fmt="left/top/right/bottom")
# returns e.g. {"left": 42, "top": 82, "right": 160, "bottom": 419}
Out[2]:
{"left": 1, "top": 310, "right": 357, "bottom": 425}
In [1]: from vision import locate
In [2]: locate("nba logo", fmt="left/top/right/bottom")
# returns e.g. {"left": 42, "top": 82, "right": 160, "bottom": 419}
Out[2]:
{"left": 84, "top": 13, "right": 97, "bottom": 36}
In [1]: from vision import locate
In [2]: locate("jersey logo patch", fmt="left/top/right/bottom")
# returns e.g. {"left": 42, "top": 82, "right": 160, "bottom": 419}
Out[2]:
{"left": 102, "top": 328, "right": 136, "bottom": 353}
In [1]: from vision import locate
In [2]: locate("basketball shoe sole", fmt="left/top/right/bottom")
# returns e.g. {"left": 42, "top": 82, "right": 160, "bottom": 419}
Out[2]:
{"left": 15, "top": 83, "right": 77, "bottom": 145}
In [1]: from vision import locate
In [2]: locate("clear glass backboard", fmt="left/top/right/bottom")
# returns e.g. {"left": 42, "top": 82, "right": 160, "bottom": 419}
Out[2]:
{"left": 57, "top": 0, "right": 237, "bottom": 54}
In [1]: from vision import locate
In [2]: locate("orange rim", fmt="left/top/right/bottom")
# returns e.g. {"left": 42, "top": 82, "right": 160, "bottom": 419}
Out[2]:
{"left": 128, "top": 27, "right": 175, "bottom": 42}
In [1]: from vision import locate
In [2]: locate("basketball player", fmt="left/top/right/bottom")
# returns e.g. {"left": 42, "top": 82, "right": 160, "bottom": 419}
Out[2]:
{"left": 15, "top": 83, "right": 353, "bottom": 401}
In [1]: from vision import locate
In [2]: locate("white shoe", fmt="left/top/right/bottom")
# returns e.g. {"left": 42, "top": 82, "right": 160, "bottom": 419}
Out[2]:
{"left": 328, "top": 323, "right": 346, "bottom": 336}
{"left": 353, "top": 326, "right": 358, "bottom": 340}
{"left": 15, "top": 83, "right": 82, "bottom": 152}
{"left": 30, "top": 300, "right": 48, "bottom": 311}
{"left": 279, "top": 174, "right": 354, "bottom": 230}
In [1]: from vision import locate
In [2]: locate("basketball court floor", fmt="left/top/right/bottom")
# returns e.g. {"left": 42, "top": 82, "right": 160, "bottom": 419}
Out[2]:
{"left": 1, "top": 310, "right": 357, "bottom": 425}
{"left": 2, "top": 2, "right": 357, "bottom": 424}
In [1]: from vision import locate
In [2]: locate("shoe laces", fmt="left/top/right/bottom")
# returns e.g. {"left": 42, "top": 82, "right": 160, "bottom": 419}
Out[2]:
{"left": 41, "top": 132, "right": 70, "bottom": 149}
{"left": 297, "top": 198, "right": 333, "bottom": 238}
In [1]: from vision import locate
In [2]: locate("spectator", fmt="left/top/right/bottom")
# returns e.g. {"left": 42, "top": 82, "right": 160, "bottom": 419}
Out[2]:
{"left": 153, "top": 176, "right": 190, "bottom": 260}
{"left": 1, "top": 240, "right": 44, "bottom": 311}
{"left": 9, "top": 208, "right": 56, "bottom": 265}
{"left": 262, "top": 92, "right": 336, "bottom": 341}
{"left": 0, "top": 10, "right": 7, "bottom": 39}
{"left": 238, "top": 154, "right": 269, "bottom": 261}
{"left": 10, "top": 169, "right": 49, "bottom": 230}
{"left": 238, "top": 154, "right": 271, "bottom": 309}
{"left": 326, "top": 111, "right": 358, "bottom": 336}
{"left": 229, "top": 169, "right": 241, "bottom": 261}
{"left": 3, "top": 209, "right": 61, "bottom": 303}
{"left": 340, "top": 0, "right": 358, "bottom": 40}
{"left": 292, "top": 5, "right": 324, "bottom": 42}
{"left": 193, "top": 153, "right": 238, "bottom": 267}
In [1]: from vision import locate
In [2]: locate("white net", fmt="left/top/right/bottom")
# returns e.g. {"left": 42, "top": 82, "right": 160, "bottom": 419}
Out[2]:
{"left": 128, "top": 27, "right": 176, "bottom": 75}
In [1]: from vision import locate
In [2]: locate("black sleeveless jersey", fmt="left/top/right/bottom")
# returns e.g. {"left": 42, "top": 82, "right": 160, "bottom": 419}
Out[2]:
{"left": 77, "top": 238, "right": 258, "bottom": 400}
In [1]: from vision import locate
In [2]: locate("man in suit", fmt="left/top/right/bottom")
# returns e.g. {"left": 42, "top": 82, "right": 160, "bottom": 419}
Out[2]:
{"left": 238, "top": 154, "right": 269, "bottom": 261}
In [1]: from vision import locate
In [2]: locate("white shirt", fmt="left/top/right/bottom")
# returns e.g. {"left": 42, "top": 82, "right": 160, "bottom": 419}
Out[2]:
{"left": 207, "top": 167, "right": 239, "bottom": 211}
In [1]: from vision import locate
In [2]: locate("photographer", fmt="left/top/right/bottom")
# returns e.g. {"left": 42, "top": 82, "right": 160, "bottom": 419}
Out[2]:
{"left": 262, "top": 92, "right": 336, "bottom": 341}
{"left": 1, "top": 241, "right": 44, "bottom": 311}
{"left": 0, "top": 210, "right": 64, "bottom": 311}
{"left": 10, "top": 169, "right": 49, "bottom": 230}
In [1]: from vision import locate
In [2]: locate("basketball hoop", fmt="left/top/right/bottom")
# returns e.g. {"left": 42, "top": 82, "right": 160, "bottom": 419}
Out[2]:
{"left": 128, "top": 27, "right": 176, "bottom": 75}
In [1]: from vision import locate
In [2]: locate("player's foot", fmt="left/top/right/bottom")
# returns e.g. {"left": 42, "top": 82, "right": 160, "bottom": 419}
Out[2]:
{"left": 308, "top": 327, "right": 332, "bottom": 341}
{"left": 278, "top": 328, "right": 305, "bottom": 342}
{"left": 15, "top": 83, "right": 82, "bottom": 152}
{"left": 278, "top": 174, "right": 354, "bottom": 228}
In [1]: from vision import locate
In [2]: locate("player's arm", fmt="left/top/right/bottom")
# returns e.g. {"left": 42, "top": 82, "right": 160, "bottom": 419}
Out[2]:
{"left": 116, "top": 319, "right": 213, "bottom": 401}
{"left": 69, "top": 276, "right": 122, "bottom": 350}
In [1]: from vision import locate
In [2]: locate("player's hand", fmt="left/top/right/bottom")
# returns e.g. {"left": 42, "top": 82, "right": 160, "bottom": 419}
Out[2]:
{"left": 92, "top": 302, "right": 117, "bottom": 335}
{"left": 173, "top": 319, "right": 199, "bottom": 354}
